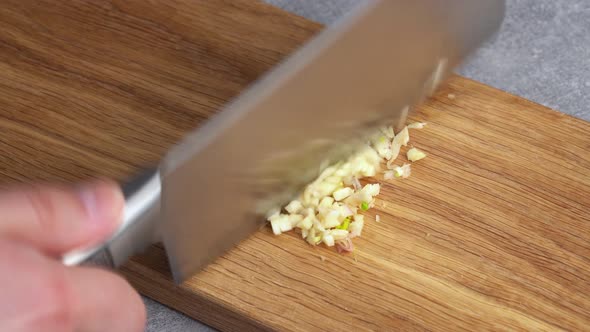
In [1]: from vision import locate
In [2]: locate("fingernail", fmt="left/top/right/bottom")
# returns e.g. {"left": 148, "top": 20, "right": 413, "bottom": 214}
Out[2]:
{"left": 78, "top": 182, "right": 123, "bottom": 230}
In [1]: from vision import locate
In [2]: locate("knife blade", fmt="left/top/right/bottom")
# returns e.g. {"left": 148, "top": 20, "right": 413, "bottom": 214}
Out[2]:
{"left": 62, "top": 0, "right": 505, "bottom": 283}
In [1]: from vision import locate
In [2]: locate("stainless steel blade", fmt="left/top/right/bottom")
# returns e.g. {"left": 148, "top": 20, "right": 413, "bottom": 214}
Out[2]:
{"left": 160, "top": 0, "right": 506, "bottom": 282}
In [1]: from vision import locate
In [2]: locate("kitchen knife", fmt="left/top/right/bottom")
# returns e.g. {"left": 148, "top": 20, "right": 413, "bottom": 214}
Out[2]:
{"left": 62, "top": 0, "right": 505, "bottom": 283}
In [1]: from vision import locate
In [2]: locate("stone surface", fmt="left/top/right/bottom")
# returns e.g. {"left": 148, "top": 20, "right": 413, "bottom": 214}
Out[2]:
{"left": 145, "top": 1, "right": 590, "bottom": 331}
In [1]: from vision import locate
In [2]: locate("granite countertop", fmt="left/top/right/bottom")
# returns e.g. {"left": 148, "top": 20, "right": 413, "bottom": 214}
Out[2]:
{"left": 145, "top": 1, "right": 590, "bottom": 331}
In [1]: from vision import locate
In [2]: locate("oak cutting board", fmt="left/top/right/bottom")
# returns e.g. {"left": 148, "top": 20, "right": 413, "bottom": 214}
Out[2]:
{"left": 1, "top": 1, "right": 589, "bottom": 331}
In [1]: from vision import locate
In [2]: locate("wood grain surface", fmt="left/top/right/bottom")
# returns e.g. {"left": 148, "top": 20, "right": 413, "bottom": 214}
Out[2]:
{"left": 1, "top": 1, "right": 589, "bottom": 331}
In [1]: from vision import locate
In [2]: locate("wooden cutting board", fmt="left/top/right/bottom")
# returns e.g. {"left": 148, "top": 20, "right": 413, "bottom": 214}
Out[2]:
{"left": 1, "top": 1, "right": 589, "bottom": 331}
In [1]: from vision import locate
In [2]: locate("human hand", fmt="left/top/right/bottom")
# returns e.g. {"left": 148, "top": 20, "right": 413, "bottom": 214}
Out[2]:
{"left": 0, "top": 181, "right": 146, "bottom": 332}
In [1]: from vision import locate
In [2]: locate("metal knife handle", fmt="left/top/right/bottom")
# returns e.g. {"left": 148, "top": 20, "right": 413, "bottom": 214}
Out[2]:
{"left": 61, "top": 168, "right": 162, "bottom": 267}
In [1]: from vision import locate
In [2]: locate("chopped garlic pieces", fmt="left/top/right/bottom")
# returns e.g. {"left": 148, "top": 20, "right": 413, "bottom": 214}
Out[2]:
{"left": 384, "top": 170, "right": 395, "bottom": 180}
{"left": 323, "top": 234, "right": 335, "bottom": 247}
{"left": 407, "top": 148, "right": 427, "bottom": 162}
{"left": 330, "top": 229, "right": 349, "bottom": 241}
{"left": 349, "top": 218, "right": 364, "bottom": 237}
{"left": 393, "top": 163, "right": 411, "bottom": 178}
{"left": 408, "top": 122, "right": 427, "bottom": 129}
{"left": 395, "top": 127, "right": 410, "bottom": 147}
{"left": 269, "top": 214, "right": 291, "bottom": 235}
{"left": 267, "top": 121, "right": 429, "bottom": 253}
{"left": 285, "top": 200, "right": 303, "bottom": 214}
{"left": 380, "top": 126, "right": 395, "bottom": 139}
{"left": 333, "top": 187, "right": 354, "bottom": 201}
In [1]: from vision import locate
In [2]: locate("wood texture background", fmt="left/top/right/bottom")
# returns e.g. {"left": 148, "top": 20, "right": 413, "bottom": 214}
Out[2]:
{"left": 1, "top": 1, "right": 589, "bottom": 331}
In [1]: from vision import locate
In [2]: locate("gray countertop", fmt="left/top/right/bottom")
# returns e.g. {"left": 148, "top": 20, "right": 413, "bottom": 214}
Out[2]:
{"left": 145, "top": 1, "right": 590, "bottom": 331}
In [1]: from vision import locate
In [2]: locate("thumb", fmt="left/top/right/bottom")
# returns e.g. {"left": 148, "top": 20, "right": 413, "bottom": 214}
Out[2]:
{"left": 0, "top": 239, "right": 145, "bottom": 332}
{"left": 0, "top": 181, "right": 124, "bottom": 255}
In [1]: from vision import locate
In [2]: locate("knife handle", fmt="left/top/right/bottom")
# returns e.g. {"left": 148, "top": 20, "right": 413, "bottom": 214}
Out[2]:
{"left": 61, "top": 168, "right": 162, "bottom": 268}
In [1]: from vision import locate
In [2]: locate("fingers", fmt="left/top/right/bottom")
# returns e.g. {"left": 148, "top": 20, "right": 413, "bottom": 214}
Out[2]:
{"left": 0, "top": 239, "right": 145, "bottom": 332}
{"left": 64, "top": 266, "right": 146, "bottom": 332}
{"left": 0, "top": 181, "right": 124, "bottom": 255}
{"left": 0, "top": 181, "right": 144, "bottom": 331}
